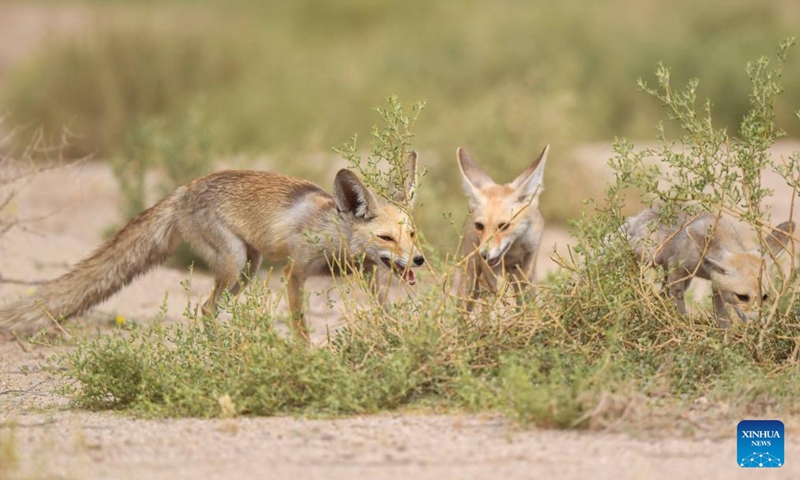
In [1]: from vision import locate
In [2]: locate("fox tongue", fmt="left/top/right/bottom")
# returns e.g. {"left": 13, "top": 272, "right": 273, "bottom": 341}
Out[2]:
{"left": 403, "top": 269, "right": 416, "bottom": 284}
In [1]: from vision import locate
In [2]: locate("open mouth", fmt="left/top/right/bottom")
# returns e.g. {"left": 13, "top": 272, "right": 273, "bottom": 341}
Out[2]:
{"left": 381, "top": 257, "right": 416, "bottom": 285}
{"left": 484, "top": 244, "right": 510, "bottom": 268}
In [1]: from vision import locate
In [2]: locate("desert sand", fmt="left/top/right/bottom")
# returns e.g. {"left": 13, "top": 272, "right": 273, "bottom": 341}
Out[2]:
{"left": 2, "top": 149, "right": 799, "bottom": 479}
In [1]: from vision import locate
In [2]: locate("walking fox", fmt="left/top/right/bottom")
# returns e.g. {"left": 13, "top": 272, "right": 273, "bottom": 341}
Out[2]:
{"left": 625, "top": 208, "right": 794, "bottom": 324}
{"left": 457, "top": 145, "right": 549, "bottom": 308}
{"left": 0, "top": 154, "right": 423, "bottom": 340}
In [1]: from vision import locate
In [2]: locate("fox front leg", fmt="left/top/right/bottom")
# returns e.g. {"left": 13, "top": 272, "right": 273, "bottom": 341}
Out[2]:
{"left": 509, "top": 252, "right": 537, "bottom": 306}
{"left": 461, "top": 256, "right": 482, "bottom": 313}
{"left": 367, "top": 267, "right": 390, "bottom": 309}
{"left": 284, "top": 263, "right": 310, "bottom": 344}
{"left": 711, "top": 289, "right": 732, "bottom": 328}
{"left": 665, "top": 269, "right": 691, "bottom": 315}
{"left": 509, "top": 273, "right": 532, "bottom": 308}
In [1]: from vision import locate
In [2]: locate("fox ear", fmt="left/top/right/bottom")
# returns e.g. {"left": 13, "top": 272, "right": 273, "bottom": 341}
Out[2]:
{"left": 511, "top": 145, "right": 549, "bottom": 202}
{"left": 762, "top": 220, "right": 795, "bottom": 259}
{"left": 457, "top": 148, "right": 495, "bottom": 198}
{"left": 702, "top": 252, "right": 730, "bottom": 275}
{"left": 686, "top": 216, "right": 730, "bottom": 274}
{"left": 685, "top": 215, "right": 715, "bottom": 248}
{"left": 333, "top": 169, "right": 378, "bottom": 220}
{"left": 393, "top": 151, "right": 419, "bottom": 208}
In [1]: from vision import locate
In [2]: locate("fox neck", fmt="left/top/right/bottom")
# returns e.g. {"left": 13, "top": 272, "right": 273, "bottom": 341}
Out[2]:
{"left": 307, "top": 208, "right": 376, "bottom": 276}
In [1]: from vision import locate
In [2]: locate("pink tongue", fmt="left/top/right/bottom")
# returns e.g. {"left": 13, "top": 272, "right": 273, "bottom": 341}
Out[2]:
{"left": 404, "top": 269, "right": 416, "bottom": 284}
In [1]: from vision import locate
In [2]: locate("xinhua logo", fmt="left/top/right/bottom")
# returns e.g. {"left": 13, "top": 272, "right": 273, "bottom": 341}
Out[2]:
{"left": 737, "top": 420, "right": 784, "bottom": 468}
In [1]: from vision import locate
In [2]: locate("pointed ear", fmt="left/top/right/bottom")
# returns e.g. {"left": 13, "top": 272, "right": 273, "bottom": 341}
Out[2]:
{"left": 763, "top": 220, "right": 795, "bottom": 258}
{"left": 333, "top": 169, "right": 379, "bottom": 220}
{"left": 702, "top": 252, "right": 730, "bottom": 275}
{"left": 457, "top": 148, "right": 495, "bottom": 197}
{"left": 686, "top": 216, "right": 730, "bottom": 274}
{"left": 393, "top": 151, "right": 418, "bottom": 207}
{"left": 510, "top": 145, "right": 549, "bottom": 201}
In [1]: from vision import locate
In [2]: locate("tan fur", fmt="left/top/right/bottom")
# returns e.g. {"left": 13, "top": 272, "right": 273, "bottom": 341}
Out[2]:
{"left": 457, "top": 145, "right": 550, "bottom": 309}
{"left": 0, "top": 154, "right": 423, "bottom": 341}
{"left": 625, "top": 208, "right": 795, "bottom": 324}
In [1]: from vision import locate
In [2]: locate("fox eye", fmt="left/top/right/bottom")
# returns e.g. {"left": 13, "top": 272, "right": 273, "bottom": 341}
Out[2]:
{"left": 378, "top": 234, "right": 395, "bottom": 242}
{"left": 735, "top": 293, "right": 750, "bottom": 303}
{"left": 762, "top": 293, "right": 769, "bottom": 302}
{"left": 498, "top": 222, "right": 510, "bottom": 232}
{"left": 410, "top": 231, "right": 416, "bottom": 239}
{"left": 475, "top": 222, "right": 485, "bottom": 231}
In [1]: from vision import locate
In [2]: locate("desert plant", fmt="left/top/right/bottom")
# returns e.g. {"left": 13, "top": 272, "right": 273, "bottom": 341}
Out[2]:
{"left": 0, "top": 122, "right": 75, "bottom": 285}
{"left": 55, "top": 42, "right": 800, "bottom": 429}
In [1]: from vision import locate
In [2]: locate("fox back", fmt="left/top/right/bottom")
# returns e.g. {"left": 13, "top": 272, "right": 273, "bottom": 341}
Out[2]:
{"left": 626, "top": 208, "right": 794, "bottom": 322}
{"left": 0, "top": 155, "right": 424, "bottom": 339}
{"left": 189, "top": 169, "right": 421, "bottom": 279}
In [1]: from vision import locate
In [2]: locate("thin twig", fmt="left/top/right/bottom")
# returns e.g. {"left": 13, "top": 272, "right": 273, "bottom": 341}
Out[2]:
{"left": 0, "top": 379, "right": 51, "bottom": 396}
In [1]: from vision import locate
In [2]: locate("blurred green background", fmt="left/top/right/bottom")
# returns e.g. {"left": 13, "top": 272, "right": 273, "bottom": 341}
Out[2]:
{"left": 1, "top": 0, "right": 799, "bottom": 253}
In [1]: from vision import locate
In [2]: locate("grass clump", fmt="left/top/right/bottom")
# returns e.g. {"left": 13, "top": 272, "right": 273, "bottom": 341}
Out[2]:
{"left": 3, "top": 18, "right": 245, "bottom": 159}
{"left": 55, "top": 42, "right": 800, "bottom": 430}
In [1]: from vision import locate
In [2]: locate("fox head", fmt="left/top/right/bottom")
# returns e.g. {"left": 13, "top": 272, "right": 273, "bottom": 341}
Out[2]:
{"left": 332, "top": 152, "right": 424, "bottom": 284}
{"left": 689, "top": 219, "right": 795, "bottom": 321}
{"left": 457, "top": 146, "right": 549, "bottom": 267}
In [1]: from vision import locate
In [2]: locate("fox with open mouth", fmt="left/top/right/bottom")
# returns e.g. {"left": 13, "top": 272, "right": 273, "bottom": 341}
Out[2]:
{"left": 0, "top": 153, "right": 424, "bottom": 342}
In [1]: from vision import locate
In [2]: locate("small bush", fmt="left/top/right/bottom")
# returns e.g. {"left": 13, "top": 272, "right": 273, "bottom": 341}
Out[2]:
{"left": 56, "top": 44, "right": 800, "bottom": 429}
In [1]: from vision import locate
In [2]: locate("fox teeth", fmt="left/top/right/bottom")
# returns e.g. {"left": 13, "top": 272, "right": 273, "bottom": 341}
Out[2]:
{"left": 381, "top": 257, "right": 415, "bottom": 284}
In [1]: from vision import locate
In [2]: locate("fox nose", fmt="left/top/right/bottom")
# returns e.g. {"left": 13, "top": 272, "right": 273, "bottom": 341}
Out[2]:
{"left": 480, "top": 251, "right": 488, "bottom": 260}
{"left": 413, "top": 255, "right": 425, "bottom": 266}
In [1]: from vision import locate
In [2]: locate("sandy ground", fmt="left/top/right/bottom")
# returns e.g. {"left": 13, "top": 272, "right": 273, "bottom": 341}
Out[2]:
{"left": 2, "top": 150, "right": 800, "bottom": 480}
{"left": 2, "top": 5, "right": 800, "bottom": 478}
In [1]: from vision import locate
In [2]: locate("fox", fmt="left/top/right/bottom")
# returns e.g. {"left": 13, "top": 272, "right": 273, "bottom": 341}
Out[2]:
{"left": 457, "top": 145, "right": 550, "bottom": 309}
{"left": 0, "top": 153, "right": 424, "bottom": 341}
{"left": 624, "top": 207, "right": 795, "bottom": 324}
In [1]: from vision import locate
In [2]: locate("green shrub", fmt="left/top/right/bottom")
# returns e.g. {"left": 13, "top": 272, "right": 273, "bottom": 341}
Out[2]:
{"left": 55, "top": 43, "right": 800, "bottom": 429}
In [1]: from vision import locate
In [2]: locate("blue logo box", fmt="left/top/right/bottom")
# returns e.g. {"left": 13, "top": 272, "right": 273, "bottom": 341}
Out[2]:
{"left": 738, "top": 420, "right": 784, "bottom": 468}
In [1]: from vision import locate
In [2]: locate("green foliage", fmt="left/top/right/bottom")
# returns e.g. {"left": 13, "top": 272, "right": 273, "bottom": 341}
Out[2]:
{"left": 5, "top": 0, "right": 800, "bottom": 238}
{"left": 334, "top": 95, "right": 425, "bottom": 210}
{"left": 3, "top": 19, "right": 244, "bottom": 159}
{"left": 108, "top": 101, "right": 216, "bottom": 266}
{"left": 111, "top": 101, "right": 216, "bottom": 222}
{"left": 500, "top": 353, "right": 615, "bottom": 429}
{"left": 54, "top": 42, "right": 800, "bottom": 430}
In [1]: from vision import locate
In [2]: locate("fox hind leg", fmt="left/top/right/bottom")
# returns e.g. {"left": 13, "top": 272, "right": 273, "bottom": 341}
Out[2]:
{"left": 665, "top": 269, "right": 692, "bottom": 315}
{"left": 461, "top": 256, "right": 482, "bottom": 313}
{"left": 203, "top": 243, "right": 248, "bottom": 316}
{"left": 229, "top": 244, "right": 263, "bottom": 296}
{"left": 178, "top": 217, "right": 249, "bottom": 316}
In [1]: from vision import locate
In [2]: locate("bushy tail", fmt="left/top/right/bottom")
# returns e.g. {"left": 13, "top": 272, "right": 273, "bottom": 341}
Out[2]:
{"left": 0, "top": 189, "right": 185, "bottom": 335}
